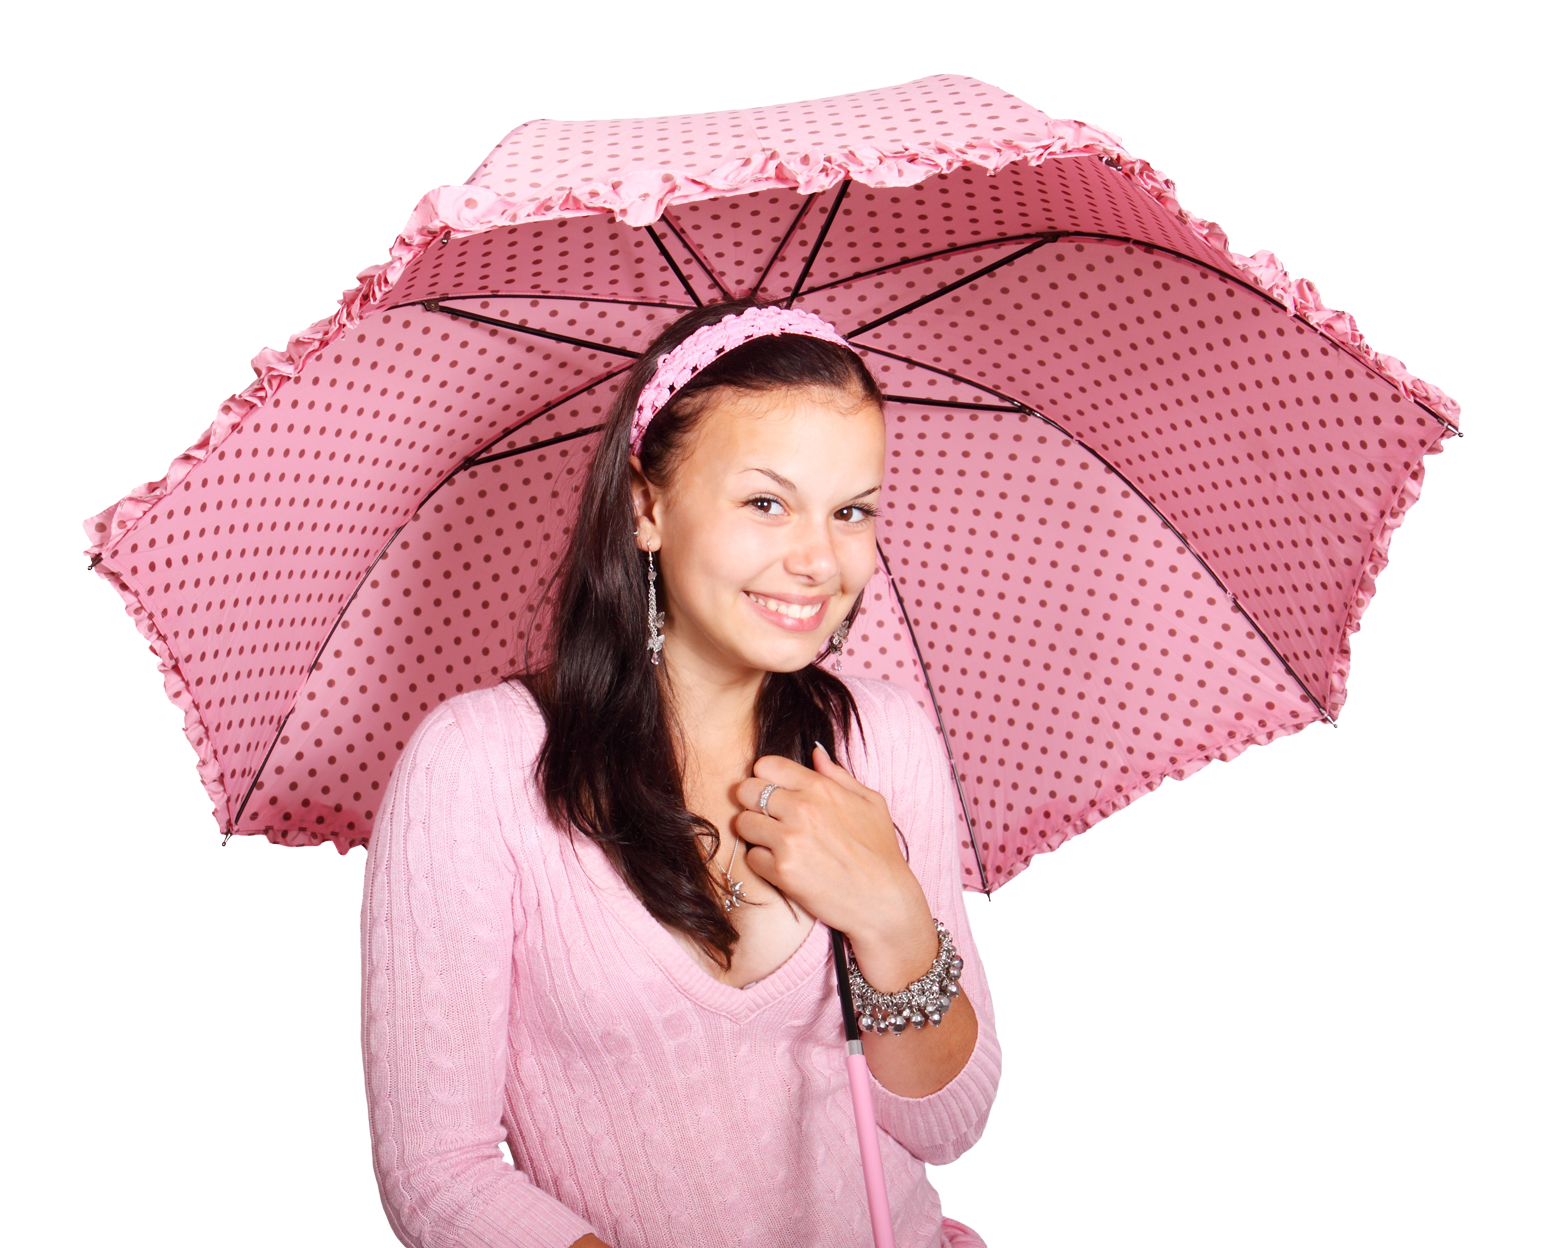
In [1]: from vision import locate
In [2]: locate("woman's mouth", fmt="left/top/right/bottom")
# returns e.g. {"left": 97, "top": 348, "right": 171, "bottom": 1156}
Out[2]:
{"left": 743, "top": 591, "right": 829, "bottom": 633}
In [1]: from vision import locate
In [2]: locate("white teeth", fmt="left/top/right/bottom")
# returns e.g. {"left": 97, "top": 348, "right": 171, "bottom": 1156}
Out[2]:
{"left": 747, "top": 593, "right": 820, "bottom": 620}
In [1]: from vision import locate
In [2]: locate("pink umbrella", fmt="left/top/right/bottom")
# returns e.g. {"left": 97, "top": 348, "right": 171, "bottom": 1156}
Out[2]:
{"left": 83, "top": 73, "right": 1459, "bottom": 1241}
{"left": 82, "top": 74, "right": 1460, "bottom": 878}
{"left": 84, "top": 70, "right": 1457, "bottom": 886}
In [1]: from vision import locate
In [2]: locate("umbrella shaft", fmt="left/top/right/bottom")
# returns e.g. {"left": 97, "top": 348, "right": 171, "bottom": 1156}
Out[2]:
{"left": 847, "top": 1043, "right": 897, "bottom": 1247}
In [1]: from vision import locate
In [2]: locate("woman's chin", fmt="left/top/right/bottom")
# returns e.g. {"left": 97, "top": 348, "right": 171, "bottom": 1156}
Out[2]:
{"left": 672, "top": 610, "right": 842, "bottom": 674}
{"left": 730, "top": 633, "right": 830, "bottom": 674}
{"left": 752, "top": 643, "right": 827, "bottom": 673}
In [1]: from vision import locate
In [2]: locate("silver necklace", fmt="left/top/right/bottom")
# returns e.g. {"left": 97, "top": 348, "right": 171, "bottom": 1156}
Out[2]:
{"left": 720, "top": 835, "right": 748, "bottom": 911}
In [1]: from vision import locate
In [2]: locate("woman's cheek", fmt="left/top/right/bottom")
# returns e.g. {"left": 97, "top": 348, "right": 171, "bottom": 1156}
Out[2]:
{"left": 717, "top": 522, "right": 785, "bottom": 576}
{"left": 841, "top": 530, "right": 879, "bottom": 591}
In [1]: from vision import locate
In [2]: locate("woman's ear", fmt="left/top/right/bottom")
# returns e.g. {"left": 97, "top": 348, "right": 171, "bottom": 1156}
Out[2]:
{"left": 628, "top": 454, "right": 661, "bottom": 551}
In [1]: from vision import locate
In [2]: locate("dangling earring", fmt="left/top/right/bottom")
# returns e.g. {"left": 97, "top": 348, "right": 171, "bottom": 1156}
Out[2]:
{"left": 825, "top": 616, "right": 852, "bottom": 669}
{"left": 645, "top": 547, "right": 666, "bottom": 665}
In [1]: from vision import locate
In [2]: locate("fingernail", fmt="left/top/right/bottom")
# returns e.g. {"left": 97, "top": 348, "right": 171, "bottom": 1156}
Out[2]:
{"left": 814, "top": 742, "right": 830, "bottom": 759}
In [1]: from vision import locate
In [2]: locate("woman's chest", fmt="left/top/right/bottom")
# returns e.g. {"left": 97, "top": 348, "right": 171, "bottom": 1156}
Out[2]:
{"left": 663, "top": 897, "right": 816, "bottom": 990}
{"left": 677, "top": 764, "right": 820, "bottom": 988}
{"left": 507, "top": 825, "right": 841, "bottom": 1053}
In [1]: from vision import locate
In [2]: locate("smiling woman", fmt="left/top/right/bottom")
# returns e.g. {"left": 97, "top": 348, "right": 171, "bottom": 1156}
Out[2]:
{"left": 359, "top": 298, "right": 1001, "bottom": 1248}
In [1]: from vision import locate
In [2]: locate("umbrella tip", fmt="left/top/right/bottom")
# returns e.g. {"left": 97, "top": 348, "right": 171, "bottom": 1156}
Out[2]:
{"left": 979, "top": 892, "right": 1016, "bottom": 923}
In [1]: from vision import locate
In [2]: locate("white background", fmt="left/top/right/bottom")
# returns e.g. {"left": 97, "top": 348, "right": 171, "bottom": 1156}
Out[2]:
{"left": 4, "top": 2, "right": 1544, "bottom": 1244}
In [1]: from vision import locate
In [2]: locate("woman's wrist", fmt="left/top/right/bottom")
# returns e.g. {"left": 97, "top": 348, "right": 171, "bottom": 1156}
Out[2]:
{"left": 844, "top": 879, "right": 938, "bottom": 993}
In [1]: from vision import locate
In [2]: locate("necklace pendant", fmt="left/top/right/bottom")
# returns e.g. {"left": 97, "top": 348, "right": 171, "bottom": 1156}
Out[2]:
{"left": 723, "top": 878, "right": 747, "bottom": 910}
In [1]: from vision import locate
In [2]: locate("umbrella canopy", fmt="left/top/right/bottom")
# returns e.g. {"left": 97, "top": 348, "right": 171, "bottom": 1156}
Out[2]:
{"left": 84, "top": 74, "right": 1459, "bottom": 892}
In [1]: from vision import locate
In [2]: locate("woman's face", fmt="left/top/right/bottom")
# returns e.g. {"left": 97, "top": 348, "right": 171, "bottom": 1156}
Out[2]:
{"left": 630, "top": 384, "right": 885, "bottom": 681}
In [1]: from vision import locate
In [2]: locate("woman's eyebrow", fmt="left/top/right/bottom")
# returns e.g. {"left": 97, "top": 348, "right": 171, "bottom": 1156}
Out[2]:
{"left": 741, "top": 467, "right": 799, "bottom": 490}
{"left": 741, "top": 467, "right": 881, "bottom": 501}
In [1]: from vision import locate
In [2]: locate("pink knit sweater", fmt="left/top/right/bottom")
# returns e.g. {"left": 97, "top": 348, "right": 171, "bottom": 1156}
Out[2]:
{"left": 360, "top": 674, "right": 1001, "bottom": 1248}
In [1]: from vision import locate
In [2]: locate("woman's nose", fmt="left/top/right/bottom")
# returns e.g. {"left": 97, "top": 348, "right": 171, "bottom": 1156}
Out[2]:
{"left": 784, "top": 515, "right": 840, "bottom": 582}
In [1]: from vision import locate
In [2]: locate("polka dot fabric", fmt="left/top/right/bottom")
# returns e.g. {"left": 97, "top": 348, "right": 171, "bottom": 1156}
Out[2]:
{"left": 85, "top": 76, "right": 1459, "bottom": 891}
{"left": 462, "top": 77, "right": 1056, "bottom": 218}
{"left": 774, "top": 159, "right": 1221, "bottom": 304}
{"left": 388, "top": 219, "right": 697, "bottom": 309}
{"left": 87, "top": 307, "right": 634, "bottom": 842}
{"left": 846, "top": 409, "right": 1323, "bottom": 887}
{"left": 266, "top": 440, "right": 596, "bottom": 847}
{"left": 835, "top": 239, "right": 1453, "bottom": 713}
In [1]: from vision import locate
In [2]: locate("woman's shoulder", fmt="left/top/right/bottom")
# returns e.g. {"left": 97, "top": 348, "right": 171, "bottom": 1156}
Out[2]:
{"left": 831, "top": 673, "right": 936, "bottom": 779}
{"left": 388, "top": 679, "right": 557, "bottom": 852}
{"left": 831, "top": 676, "right": 961, "bottom": 879}
{"left": 451, "top": 676, "right": 545, "bottom": 744}
{"left": 398, "top": 678, "right": 546, "bottom": 774}
{"left": 835, "top": 673, "right": 932, "bottom": 735}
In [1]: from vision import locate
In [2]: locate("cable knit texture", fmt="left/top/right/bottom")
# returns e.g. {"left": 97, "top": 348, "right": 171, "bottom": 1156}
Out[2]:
{"left": 360, "top": 673, "right": 1000, "bottom": 1248}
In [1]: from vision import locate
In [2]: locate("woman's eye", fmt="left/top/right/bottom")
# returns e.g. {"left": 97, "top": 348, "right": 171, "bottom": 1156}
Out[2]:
{"left": 747, "top": 496, "right": 875, "bottom": 523}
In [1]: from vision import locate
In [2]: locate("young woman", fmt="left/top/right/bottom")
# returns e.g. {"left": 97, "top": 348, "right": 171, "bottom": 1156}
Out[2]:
{"left": 360, "top": 298, "right": 1002, "bottom": 1248}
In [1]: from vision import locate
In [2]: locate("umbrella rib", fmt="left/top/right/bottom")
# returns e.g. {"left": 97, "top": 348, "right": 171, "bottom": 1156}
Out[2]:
{"left": 227, "top": 531, "right": 414, "bottom": 837}
{"left": 465, "top": 363, "right": 637, "bottom": 459}
{"left": 467, "top": 423, "right": 604, "bottom": 466}
{"left": 645, "top": 225, "right": 704, "bottom": 308}
{"left": 751, "top": 193, "right": 816, "bottom": 301}
{"left": 799, "top": 234, "right": 1052, "bottom": 299}
{"left": 789, "top": 229, "right": 1262, "bottom": 304}
{"left": 855, "top": 343, "right": 1039, "bottom": 409}
{"left": 859, "top": 346, "right": 1336, "bottom": 724}
{"left": 844, "top": 238, "right": 1055, "bottom": 340}
{"left": 225, "top": 368, "right": 632, "bottom": 838}
{"left": 784, "top": 179, "right": 850, "bottom": 308}
{"left": 874, "top": 540, "right": 991, "bottom": 894}
{"left": 657, "top": 210, "right": 732, "bottom": 302}
{"left": 880, "top": 393, "right": 1025, "bottom": 413}
{"left": 420, "top": 301, "right": 641, "bottom": 357}
{"left": 392, "top": 292, "right": 696, "bottom": 313}
{"left": 227, "top": 428, "right": 610, "bottom": 839}
{"left": 499, "top": 362, "right": 638, "bottom": 440}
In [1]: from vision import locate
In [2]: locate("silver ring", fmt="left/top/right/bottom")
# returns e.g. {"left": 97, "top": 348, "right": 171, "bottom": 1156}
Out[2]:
{"left": 757, "top": 782, "right": 778, "bottom": 815}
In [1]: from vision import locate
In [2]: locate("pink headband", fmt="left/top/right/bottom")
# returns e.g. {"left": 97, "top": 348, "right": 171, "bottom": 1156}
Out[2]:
{"left": 629, "top": 306, "right": 853, "bottom": 455}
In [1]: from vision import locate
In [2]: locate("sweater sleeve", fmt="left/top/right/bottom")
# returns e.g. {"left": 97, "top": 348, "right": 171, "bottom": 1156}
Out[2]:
{"left": 360, "top": 703, "right": 599, "bottom": 1248}
{"left": 858, "top": 681, "right": 1003, "bottom": 1166}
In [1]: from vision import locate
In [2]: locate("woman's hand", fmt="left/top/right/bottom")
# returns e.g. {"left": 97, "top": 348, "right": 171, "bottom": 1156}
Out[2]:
{"left": 732, "top": 745, "right": 938, "bottom": 992}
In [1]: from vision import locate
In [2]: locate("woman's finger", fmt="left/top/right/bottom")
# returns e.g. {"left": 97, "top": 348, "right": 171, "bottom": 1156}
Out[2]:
{"left": 734, "top": 776, "right": 793, "bottom": 823}
{"left": 732, "top": 806, "right": 785, "bottom": 851}
{"left": 749, "top": 753, "right": 817, "bottom": 789}
{"left": 735, "top": 765, "right": 829, "bottom": 820}
{"left": 809, "top": 742, "right": 873, "bottom": 796}
{"left": 740, "top": 840, "right": 782, "bottom": 888}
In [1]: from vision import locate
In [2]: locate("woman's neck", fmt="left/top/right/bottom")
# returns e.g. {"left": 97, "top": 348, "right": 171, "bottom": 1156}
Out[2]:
{"left": 658, "top": 638, "right": 766, "bottom": 766}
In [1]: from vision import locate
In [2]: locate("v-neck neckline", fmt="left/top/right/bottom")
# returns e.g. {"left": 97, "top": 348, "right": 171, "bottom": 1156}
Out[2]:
{"left": 498, "top": 680, "right": 832, "bottom": 1022}
{"left": 564, "top": 824, "right": 830, "bottom": 1022}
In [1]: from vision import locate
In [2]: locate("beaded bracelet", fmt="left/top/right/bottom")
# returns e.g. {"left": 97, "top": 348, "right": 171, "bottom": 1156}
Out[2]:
{"left": 847, "top": 918, "right": 964, "bottom": 1036}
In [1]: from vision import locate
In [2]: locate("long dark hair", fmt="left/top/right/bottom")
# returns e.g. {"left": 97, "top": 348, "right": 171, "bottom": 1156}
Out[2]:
{"left": 509, "top": 297, "right": 886, "bottom": 971}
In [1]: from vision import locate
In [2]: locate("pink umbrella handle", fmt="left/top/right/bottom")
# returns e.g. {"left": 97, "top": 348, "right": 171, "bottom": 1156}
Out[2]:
{"left": 846, "top": 1041, "right": 897, "bottom": 1248}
